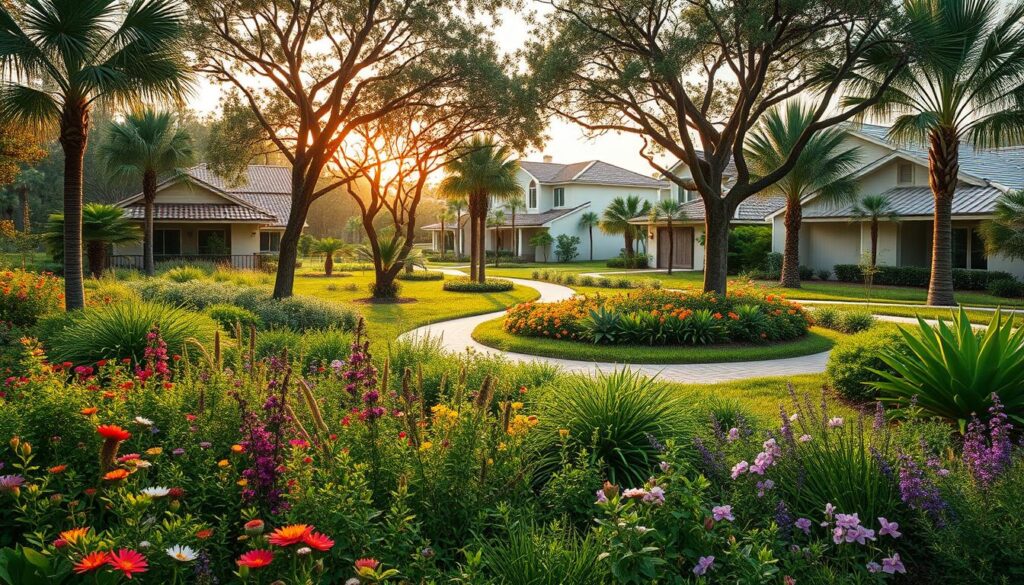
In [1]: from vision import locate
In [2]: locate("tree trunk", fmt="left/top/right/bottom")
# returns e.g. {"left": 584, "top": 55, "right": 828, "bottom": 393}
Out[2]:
{"left": 780, "top": 198, "right": 802, "bottom": 288}
{"left": 86, "top": 240, "right": 105, "bottom": 278}
{"left": 59, "top": 103, "right": 89, "bottom": 311}
{"left": 324, "top": 251, "right": 333, "bottom": 276}
{"left": 143, "top": 169, "right": 157, "bottom": 276}
{"left": 927, "top": 126, "right": 959, "bottom": 306}
{"left": 870, "top": 220, "right": 879, "bottom": 267}
{"left": 666, "top": 220, "right": 675, "bottom": 275}
{"left": 458, "top": 211, "right": 464, "bottom": 259}
{"left": 623, "top": 229, "right": 634, "bottom": 260}
{"left": 703, "top": 200, "right": 732, "bottom": 295}
{"left": 468, "top": 203, "right": 477, "bottom": 280}
{"left": 477, "top": 198, "right": 488, "bottom": 283}
{"left": 589, "top": 226, "right": 594, "bottom": 261}
{"left": 273, "top": 164, "right": 317, "bottom": 299}
{"left": 17, "top": 186, "right": 29, "bottom": 233}
{"left": 492, "top": 224, "right": 498, "bottom": 268}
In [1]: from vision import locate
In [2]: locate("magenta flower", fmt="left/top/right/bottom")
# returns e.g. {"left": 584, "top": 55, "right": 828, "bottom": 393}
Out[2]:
{"left": 692, "top": 556, "right": 715, "bottom": 576}
{"left": 794, "top": 518, "right": 812, "bottom": 534}
{"left": 730, "top": 461, "right": 749, "bottom": 479}
{"left": 878, "top": 517, "right": 901, "bottom": 538}
{"left": 712, "top": 505, "right": 734, "bottom": 522}
{"left": 0, "top": 474, "right": 25, "bottom": 492}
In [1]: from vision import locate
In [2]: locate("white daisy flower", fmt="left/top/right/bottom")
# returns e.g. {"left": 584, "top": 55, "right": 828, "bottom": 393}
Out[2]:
{"left": 141, "top": 486, "right": 170, "bottom": 498}
{"left": 134, "top": 460, "right": 152, "bottom": 468}
{"left": 135, "top": 416, "right": 154, "bottom": 426}
{"left": 166, "top": 545, "right": 198, "bottom": 562}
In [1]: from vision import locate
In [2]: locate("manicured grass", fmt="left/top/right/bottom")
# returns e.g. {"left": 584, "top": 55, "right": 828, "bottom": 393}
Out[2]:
{"left": 806, "top": 302, "right": 1022, "bottom": 325}
{"left": 291, "top": 270, "right": 538, "bottom": 342}
{"left": 471, "top": 316, "right": 842, "bottom": 364}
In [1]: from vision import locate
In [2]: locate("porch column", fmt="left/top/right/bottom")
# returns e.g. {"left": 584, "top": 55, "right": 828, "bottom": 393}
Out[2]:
{"left": 517, "top": 229, "right": 523, "bottom": 260}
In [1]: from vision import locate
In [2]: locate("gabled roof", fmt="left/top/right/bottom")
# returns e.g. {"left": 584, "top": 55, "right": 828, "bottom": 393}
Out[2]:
{"left": 802, "top": 185, "right": 1006, "bottom": 219}
{"left": 663, "top": 151, "right": 740, "bottom": 180}
{"left": 424, "top": 204, "right": 589, "bottom": 230}
{"left": 629, "top": 195, "right": 786, "bottom": 225}
{"left": 121, "top": 204, "right": 276, "bottom": 223}
{"left": 519, "top": 160, "right": 668, "bottom": 189}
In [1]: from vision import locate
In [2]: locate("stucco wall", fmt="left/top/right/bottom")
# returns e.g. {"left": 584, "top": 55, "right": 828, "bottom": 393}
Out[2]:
{"left": 801, "top": 222, "right": 863, "bottom": 272}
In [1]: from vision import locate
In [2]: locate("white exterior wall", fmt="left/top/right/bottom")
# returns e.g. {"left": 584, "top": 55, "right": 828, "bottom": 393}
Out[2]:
{"left": 988, "top": 253, "right": 1024, "bottom": 280}
{"left": 859, "top": 221, "right": 899, "bottom": 266}
{"left": 802, "top": 223, "right": 863, "bottom": 271}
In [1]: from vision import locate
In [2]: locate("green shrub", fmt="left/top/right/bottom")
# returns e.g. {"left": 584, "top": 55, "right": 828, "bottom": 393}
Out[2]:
{"left": 615, "top": 277, "right": 632, "bottom": 288}
{"left": 443, "top": 277, "right": 514, "bottom": 292}
{"left": 397, "top": 270, "right": 444, "bottom": 281}
{"left": 798, "top": 265, "right": 815, "bottom": 281}
{"left": 0, "top": 270, "right": 63, "bottom": 327}
{"left": 825, "top": 326, "right": 910, "bottom": 402}
{"left": 871, "top": 308, "right": 1024, "bottom": 425}
{"left": 832, "top": 264, "right": 1016, "bottom": 290}
{"left": 554, "top": 234, "right": 580, "bottom": 263}
{"left": 155, "top": 259, "right": 216, "bottom": 276}
{"left": 235, "top": 290, "right": 359, "bottom": 332}
{"left": 42, "top": 301, "right": 217, "bottom": 365}
{"left": 303, "top": 328, "right": 351, "bottom": 369}
{"left": 579, "top": 275, "right": 595, "bottom": 287}
{"left": 816, "top": 268, "right": 831, "bottom": 280}
{"left": 206, "top": 304, "right": 262, "bottom": 333}
{"left": 727, "top": 225, "right": 772, "bottom": 273}
{"left": 605, "top": 254, "right": 649, "bottom": 269}
{"left": 836, "top": 310, "right": 875, "bottom": 333}
{"left": 987, "top": 277, "right": 1023, "bottom": 298}
{"left": 85, "top": 278, "right": 141, "bottom": 306}
{"left": 253, "top": 328, "right": 304, "bottom": 360}
{"left": 531, "top": 369, "right": 693, "bottom": 486}
{"left": 478, "top": 521, "right": 606, "bottom": 585}
{"left": 812, "top": 306, "right": 839, "bottom": 330}
{"left": 130, "top": 279, "right": 244, "bottom": 309}
{"left": 162, "top": 265, "right": 210, "bottom": 282}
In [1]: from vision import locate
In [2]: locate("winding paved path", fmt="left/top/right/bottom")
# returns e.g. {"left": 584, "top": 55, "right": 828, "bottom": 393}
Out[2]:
{"left": 402, "top": 270, "right": 832, "bottom": 383}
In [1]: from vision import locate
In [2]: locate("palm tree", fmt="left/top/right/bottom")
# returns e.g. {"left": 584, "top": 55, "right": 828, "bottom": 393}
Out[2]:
{"left": 438, "top": 137, "right": 521, "bottom": 283}
{"left": 44, "top": 203, "right": 140, "bottom": 278}
{"left": 98, "top": 109, "right": 194, "bottom": 276}
{"left": 0, "top": 0, "right": 192, "bottom": 310}
{"left": 579, "top": 211, "right": 600, "bottom": 261}
{"left": 848, "top": 0, "right": 1024, "bottom": 305}
{"left": 746, "top": 102, "right": 861, "bottom": 288}
{"left": 487, "top": 209, "right": 507, "bottom": 268}
{"left": 504, "top": 195, "right": 526, "bottom": 258}
{"left": 601, "top": 195, "right": 651, "bottom": 261}
{"left": 850, "top": 194, "right": 900, "bottom": 267}
{"left": 345, "top": 216, "right": 363, "bottom": 244}
{"left": 530, "top": 231, "right": 553, "bottom": 262}
{"left": 980, "top": 191, "right": 1024, "bottom": 260}
{"left": 314, "top": 237, "right": 346, "bottom": 276}
{"left": 447, "top": 198, "right": 467, "bottom": 259}
{"left": 650, "top": 199, "right": 691, "bottom": 275}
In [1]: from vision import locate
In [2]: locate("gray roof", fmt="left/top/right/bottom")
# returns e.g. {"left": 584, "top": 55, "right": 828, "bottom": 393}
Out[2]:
{"left": 520, "top": 160, "right": 668, "bottom": 188}
{"left": 184, "top": 164, "right": 293, "bottom": 194}
{"left": 236, "top": 193, "right": 291, "bottom": 228}
{"left": 664, "top": 150, "right": 740, "bottom": 180}
{"left": 122, "top": 203, "right": 276, "bottom": 223}
{"left": 641, "top": 195, "right": 786, "bottom": 223}
{"left": 854, "top": 124, "right": 1024, "bottom": 188}
{"left": 803, "top": 185, "right": 1005, "bottom": 218}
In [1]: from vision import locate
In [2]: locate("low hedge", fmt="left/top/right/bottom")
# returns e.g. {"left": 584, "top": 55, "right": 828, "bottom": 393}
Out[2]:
{"left": 811, "top": 306, "right": 875, "bottom": 334}
{"left": 832, "top": 264, "right": 1016, "bottom": 290}
{"left": 505, "top": 287, "right": 810, "bottom": 345}
{"left": 443, "top": 277, "right": 514, "bottom": 292}
{"left": 825, "top": 326, "right": 912, "bottom": 402}
{"left": 606, "top": 255, "right": 651, "bottom": 269}
{"left": 398, "top": 270, "right": 445, "bottom": 281}
{"left": 530, "top": 270, "right": 662, "bottom": 290}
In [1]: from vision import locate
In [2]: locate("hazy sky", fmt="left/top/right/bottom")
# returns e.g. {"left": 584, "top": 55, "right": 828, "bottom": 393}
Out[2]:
{"left": 190, "top": 4, "right": 658, "bottom": 176}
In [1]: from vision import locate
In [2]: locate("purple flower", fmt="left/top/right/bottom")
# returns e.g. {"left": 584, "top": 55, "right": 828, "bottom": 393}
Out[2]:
{"left": 882, "top": 553, "right": 906, "bottom": 574}
{"left": 730, "top": 461, "right": 749, "bottom": 479}
{"left": 642, "top": 486, "right": 665, "bottom": 506}
{"left": 172, "top": 448, "right": 186, "bottom": 456}
{"left": 0, "top": 474, "right": 25, "bottom": 492}
{"left": 692, "top": 556, "right": 715, "bottom": 576}
{"left": 798, "top": 434, "right": 812, "bottom": 443}
{"left": 867, "top": 561, "right": 882, "bottom": 573}
{"left": 198, "top": 441, "right": 212, "bottom": 450}
{"left": 659, "top": 461, "right": 670, "bottom": 473}
{"left": 878, "top": 517, "right": 901, "bottom": 538}
{"left": 594, "top": 489, "right": 608, "bottom": 504}
{"left": 963, "top": 394, "right": 1014, "bottom": 487}
{"left": 727, "top": 428, "right": 739, "bottom": 442}
{"left": 827, "top": 417, "right": 844, "bottom": 428}
{"left": 898, "top": 454, "right": 946, "bottom": 523}
{"left": 795, "top": 518, "right": 812, "bottom": 534}
{"left": 824, "top": 503, "right": 835, "bottom": 520}
{"left": 756, "top": 479, "right": 774, "bottom": 498}
{"left": 712, "top": 505, "right": 734, "bottom": 522}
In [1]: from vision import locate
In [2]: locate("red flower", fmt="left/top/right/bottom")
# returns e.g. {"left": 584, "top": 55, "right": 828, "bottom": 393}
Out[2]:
{"left": 48, "top": 465, "right": 66, "bottom": 474}
{"left": 97, "top": 425, "right": 131, "bottom": 442}
{"left": 301, "top": 531, "right": 334, "bottom": 551}
{"left": 169, "top": 487, "right": 185, "bottom": 500}
{"left": 106, "top": 549, "right": 148, "bottom": 579}
{"left": 120, "top": 381, "right": 134, "bottom": 390}
{"left": 268, "top": 524, "right": 312, "bottom": 546}
{"left": 244, "top": 519, "right": 265, "bottom": 536}
{"left": 237, "top": 549, "right": 273, "bottom": 569}
{"left": 80, "top": 407, "right": 98, "bottom": 416}
{"left": 73, "top": 551, "right": 109, "bottom": 574}
{"left": 355, "top": 558, "right": 380, "bottom": 571}
{"left": 195, "top": 528, "right": 213, "bottom": 540}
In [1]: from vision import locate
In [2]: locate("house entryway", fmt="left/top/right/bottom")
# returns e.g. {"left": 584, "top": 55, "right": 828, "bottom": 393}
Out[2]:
{"left": 656, "top": 227, "right": 694, "bottom": 269}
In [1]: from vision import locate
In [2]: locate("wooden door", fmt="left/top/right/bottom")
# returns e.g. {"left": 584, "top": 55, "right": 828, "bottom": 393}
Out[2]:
{"left": 657, "top": 227, "right": 693, "bottom": 269}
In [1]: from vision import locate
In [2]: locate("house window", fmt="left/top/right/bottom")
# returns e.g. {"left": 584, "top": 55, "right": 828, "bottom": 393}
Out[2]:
{"left": 528, "top": 181, "right": 537, "bottom": 208}
{"left": 198, "top": 229, "right": 230, "bottom": 255}
{"left": 970, "top": 227, "right": 988, "bottom": 270}
{"left": 554, "top": 187, "right": 565, "bottom": 207}
{"left": 153, "top": 229, "right": 181, "bottom": 256}
{"left": 952, "top": 227, "right": 968, "bottom": 269}
{"left": 260, "top": 231, "right": 281, "bottom": 252}
{"left": 676, "top": 185, "right": 695, "bottom": 203}
{"left": 897, "top": 162, "right": 915, "bottom": 185}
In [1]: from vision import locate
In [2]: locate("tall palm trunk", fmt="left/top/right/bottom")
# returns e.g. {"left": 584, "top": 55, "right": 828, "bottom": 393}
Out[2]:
{"left": 86, "top": 240, "right": 105, "bottom": 278}
{"left": 666, "top": 220, "right": 675, "bottom": 275}
{"left": 870, "top": 219, "right": 879, "bottom": 267}
{"left": 780, "top": 198, "right": 802, "bottom": 288}
{"left": 623, "top": 229, "right": 634, "bottom": 259}
{"left": 17, "top": 185, "right": 30, "bottom": 233}
{"left": 468, "top": 197, "right": 479, "bottom": 280}
{"left": 143, "top": 169, "right": 157, "bottom": 276}
{"left": 588, "top": 225, "right": 594, "bottom": 261}
{"left": 927, "top": 126, "right": 959, "bottom": 306}
{"left": 59, "top": 104, "right": 89, "bottom": 310}
{"left": 477, "top": 210, "right": 487, "bottom": 282}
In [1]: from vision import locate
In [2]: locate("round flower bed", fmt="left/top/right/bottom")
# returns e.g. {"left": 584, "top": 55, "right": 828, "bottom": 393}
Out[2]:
{"left": 443, "top": 277, "right": 514, "bottom": 292}
{"left": 504, "top": 288, "right": 810, "bottom": 345}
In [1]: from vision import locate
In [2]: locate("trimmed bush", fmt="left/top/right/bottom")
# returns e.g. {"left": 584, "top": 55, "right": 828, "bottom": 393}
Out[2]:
{"left": 130, "top": 279, "right": 243, "bottom": 309}
{"left": 206, "top": 304, "right": 262, "bottom": 333}
{"left": 443, "top": 277, "right": 514, "bottom": 292}
{"left": 988, "top": 277, "right": 1023, "bottom": 298}
{"left": 397, "top": 270, "right": 445, "bottom": 281}
{"left": 811, "top": 306, "right": 839, "bottom": 330}
{"left": 605, "top": 254, "right": 650, "bottom": 268}
{"left": 832, "top": 264, "right": 1017, "bottom": 290}
{"left": 825, "top": 327, "right": 909, "bottom": 402}
{"left": 237, "top": 293, "right": 359, "bottom": 332}
{"left": 42, "top": 301, "right": 218, "bottom": 365}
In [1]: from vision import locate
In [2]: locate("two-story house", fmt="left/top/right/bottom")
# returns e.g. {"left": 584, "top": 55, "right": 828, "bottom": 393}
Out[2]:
{"left": 425, "top": 157, "right": 668, "bottom": 261}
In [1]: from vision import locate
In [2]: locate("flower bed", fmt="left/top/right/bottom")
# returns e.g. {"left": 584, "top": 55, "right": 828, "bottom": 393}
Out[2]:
{"left": 504, "top": 288, "right": 810, "bottom": 345}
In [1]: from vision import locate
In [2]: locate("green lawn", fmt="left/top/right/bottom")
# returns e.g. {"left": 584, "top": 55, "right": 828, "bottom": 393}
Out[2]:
{"left": 806, "top": 302, "right": 1021, "bottom": 325}
{"left": 291, "top": 269, "right": 538, "bottom": 342}
{"left": 471, "top": 317, "right": 842, "bottom": 364}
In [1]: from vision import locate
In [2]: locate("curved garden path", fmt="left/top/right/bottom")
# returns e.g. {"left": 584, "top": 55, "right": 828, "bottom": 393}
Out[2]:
{"left": 402, "top": 269, "right": 832, "bottom": 383}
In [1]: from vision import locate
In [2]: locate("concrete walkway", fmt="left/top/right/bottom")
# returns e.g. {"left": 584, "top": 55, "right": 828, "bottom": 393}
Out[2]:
{"left": 403, "top": 271, "right": 833, "bottom": 383}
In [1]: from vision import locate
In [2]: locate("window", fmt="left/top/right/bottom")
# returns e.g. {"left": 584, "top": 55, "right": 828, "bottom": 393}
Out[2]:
{"left": 528, "top": 181, "right": 537, "bottom": 208}
{"left": 676, "top": 185, "right": 695, "bottom": 203}
{"left": 198, "top": 229, "right": 230, "bottom": 255}
{"left": 260, "top": 231, "right": 281, "bottom": 252}
{"left": 952, "top": 227, "right": 968, "bottom": 269}
{"left": 897, "top": 162, "right": 915, "bottom": 185}
{"left": 554, "top": 187, "right": 565, "bottom": 207}
{"left": 153, "top": 229, "right": 181, "bottom": 256}
{"left": 970, "top": 227, "right": 988, "bottom": 270}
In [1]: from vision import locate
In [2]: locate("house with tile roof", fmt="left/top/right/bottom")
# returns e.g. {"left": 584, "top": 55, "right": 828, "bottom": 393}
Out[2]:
{"left": 423, "top": 157, "right": 668, "bottom": 261}
{"left": 765, "top": 123, "right": 1024, "bottom": 279}
{"left": 111, "top": 164, "right": 296, "bottom": 270}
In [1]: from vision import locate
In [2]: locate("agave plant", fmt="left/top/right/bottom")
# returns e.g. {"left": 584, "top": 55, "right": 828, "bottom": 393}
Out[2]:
{"left": 870, "top": 308, "right": 1024, "bottom": 427}
{"left": 580, "top": 306, "right": 621, "bottom": 344}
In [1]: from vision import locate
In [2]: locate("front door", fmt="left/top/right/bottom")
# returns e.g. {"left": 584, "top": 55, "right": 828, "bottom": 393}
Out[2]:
{"left": 657, "top": 227, "right": 693, "bottom": 269}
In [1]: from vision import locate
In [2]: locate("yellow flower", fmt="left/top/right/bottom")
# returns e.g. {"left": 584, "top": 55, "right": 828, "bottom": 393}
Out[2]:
{"left": 558, "top": 429, "right": 570, "bottom": 438}
{"left": 236, "top": 479, "right": 248, "bottom": 487}
{"left": 419, "top": 441, "right": 433, "bottom": 451}
{"left": 508, "top": 414, "right": 539, "bottom": 436}
{"left": 486, "top": 458, "right": 494, "bottom": 465}
{"left": 230, "top": 444, "right": 244, "bottom": 453}
{"left": 497, "top": 442, "right": 507, "bottom": 451}
{"left": 145, "top": 447, "right": 163, "bottom": 456}
{"left": 218, "top": 459, "right": 230, "bottom": 468}
{"left": 511, "top": 402, "right": 524, "bottom": 411}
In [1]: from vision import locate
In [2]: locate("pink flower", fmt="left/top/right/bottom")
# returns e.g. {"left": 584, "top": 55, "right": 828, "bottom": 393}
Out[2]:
{"left": 692, "top": 556, "right": 715, "bottom": 576}
{"left": 882, "top": 553, "right": 906, "bottom": 574}
{"left": 794, "top": 518, "right": 812, "bottom": 534}
{"left": 878, "top": 517, "right": 901, "bottom": 538}
{"left": 711, "top": 505, "right": 734, "bottom": 522}
{"left": 867, "top": 561, "right": 882, "bottom": 573}
{"left": 730, "top": 461, "right": 749, "bottom": 479}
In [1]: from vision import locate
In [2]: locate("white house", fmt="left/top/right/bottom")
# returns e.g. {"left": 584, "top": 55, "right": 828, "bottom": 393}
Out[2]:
{"left": 112, "top": 164, "right": 295, "bottom": 270}
{"left": 423, "top": 157, "right": 668, "bottom": 261}
{"left": 765, "top": 124, "right": 1024, "bottom": 280}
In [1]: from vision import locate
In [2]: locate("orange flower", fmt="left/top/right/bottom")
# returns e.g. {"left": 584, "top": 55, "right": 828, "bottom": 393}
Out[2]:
{"left": 195, "top": 528, "right": 214, "bottom": 540}
{"left": 80, "top": 406, "right": 98, "bottom": 416}
{"left": 48, "top": 465, "right": 67, "bottom": 474}
{"left": 103, "top": 469, "right": 129, "bottom": 482}
{"left": 73, "top": 551, "right": 109, "bottom": 574}
{"left": 268, "top": 524, "right": 312, "bottom": 546}
{"left": 60, "top": 527, "right": 90, "bottom": 544}
{"left": 106, "top": 549, "right": 148, "bottom": 578}
{"left": 96, "top": 425, "right": 131, "bottom": 442}
{"left": 236, "top": 549, "right": 273, "bottom": 569}
{"left": 302, "top": 530, "right": 335, "bottom": 551}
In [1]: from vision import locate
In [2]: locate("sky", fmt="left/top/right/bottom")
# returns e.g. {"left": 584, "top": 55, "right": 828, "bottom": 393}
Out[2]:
{"left": 189, "top": 4, "right": 659, "bottom": 177}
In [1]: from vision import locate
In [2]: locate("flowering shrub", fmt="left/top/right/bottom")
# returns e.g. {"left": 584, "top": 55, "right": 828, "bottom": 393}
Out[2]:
{"left": 504, "top": 288, "right": 810, "bottom": 345}
{"left": 0, "top": 270, "right": 63, "bottom": 328}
